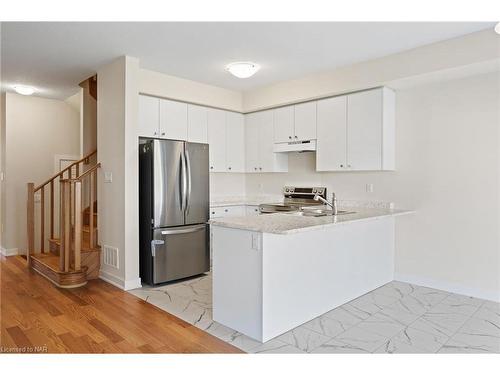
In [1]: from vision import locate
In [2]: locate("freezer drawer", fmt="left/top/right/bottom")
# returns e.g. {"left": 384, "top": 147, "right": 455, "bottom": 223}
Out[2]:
{"left": 152, "top": 224, "right": 209, "bottom": 284}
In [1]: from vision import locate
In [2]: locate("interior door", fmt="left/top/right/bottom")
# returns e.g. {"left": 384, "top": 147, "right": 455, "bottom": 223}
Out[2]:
{"left": 185, "top": 142, "right": 209, "bottom": 225}
{"left": 153, "top": 139, "right": 184, "bottom": 228}
{"left": 152, "top": 224, "right": 209, "bottom": 284}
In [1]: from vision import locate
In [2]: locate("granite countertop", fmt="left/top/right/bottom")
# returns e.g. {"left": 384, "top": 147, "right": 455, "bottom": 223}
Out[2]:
{"left": 209, "top": 207, "right": 414, "bottom": 235}
{"left": 210, "top": 195, "right": 282, "bottom": 207}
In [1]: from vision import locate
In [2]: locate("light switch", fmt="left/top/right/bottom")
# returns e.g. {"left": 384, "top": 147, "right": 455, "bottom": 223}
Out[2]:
{"left": 104, "top": 172, "right": 113, "bottom": 183}
{"left": 366, "top": 183, "right": 374, "bottom": 193}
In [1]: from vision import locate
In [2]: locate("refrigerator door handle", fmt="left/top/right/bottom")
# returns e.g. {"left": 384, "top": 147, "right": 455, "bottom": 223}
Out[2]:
{"left": 151, "top": 239, "right": 165, "bottom": 257}
{"left": 185, "top": 146, "right": 192, "bottom": 215}
{"left": 180, "top": 147, "right": 188, "bottom": 213}
{"left": 160, "top": 224, "right": 205, "bottom": 235}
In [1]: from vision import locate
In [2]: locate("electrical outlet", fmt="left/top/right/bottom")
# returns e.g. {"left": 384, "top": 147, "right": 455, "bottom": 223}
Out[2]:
{"left": 366, "top": 183, "right": 374, "bottom": 193}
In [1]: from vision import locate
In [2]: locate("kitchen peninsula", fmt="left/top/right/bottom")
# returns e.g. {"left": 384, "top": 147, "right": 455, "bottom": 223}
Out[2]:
{"left": 210, "top": 207, "right": 413, "bottom": 342}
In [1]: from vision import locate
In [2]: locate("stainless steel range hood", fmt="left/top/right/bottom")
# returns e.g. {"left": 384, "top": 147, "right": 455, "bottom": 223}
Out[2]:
{"left": 273, "top": 140, "right": 317, "bottom": 153}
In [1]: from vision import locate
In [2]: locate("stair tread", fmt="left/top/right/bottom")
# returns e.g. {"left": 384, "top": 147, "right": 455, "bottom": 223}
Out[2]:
{"left": 31, "top": 253, "right": 88, "bottom": 275}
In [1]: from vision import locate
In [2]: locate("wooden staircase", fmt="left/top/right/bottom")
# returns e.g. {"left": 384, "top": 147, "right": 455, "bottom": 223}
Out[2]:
{"left": 27, "top": 150, "right": 101, "bottom": 288}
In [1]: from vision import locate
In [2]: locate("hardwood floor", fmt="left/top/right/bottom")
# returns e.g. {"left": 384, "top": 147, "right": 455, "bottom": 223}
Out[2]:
{"left": 0, "top": 255, "right": 243, "bottom": 353}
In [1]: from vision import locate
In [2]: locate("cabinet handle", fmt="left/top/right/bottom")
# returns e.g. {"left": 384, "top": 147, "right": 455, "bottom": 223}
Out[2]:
{"left": 153, "top": 131, "right": 158, "bottom": 135}
{"left": 228, "top": 167, "right": 231, "bottom": 170}
{"left": 294, "top": 135, "right": 298, "bottom": 139}
{"left": 224, "top": 209, "right": 228, "bottom": 212}
{"left": 161, "top": 132, "right": 165, "bottom": 136}
{"left": 259, "top": 167, "right": 262, "bottom": 171}
{"left": 347, "top": 164, "right": 352, "bottom": 168}
{"left": 288, "top": 136, "right": 292, "bottom": 139}
{"left": 211, "top": 211, "right": 215, "bottom": 215}
{"left": 210, "top": 166, "right": 214, "bottom": 170}
{"left": 340, "top": 164, "right": 344, "bottom": 168}
{"left": 254, "top": 167, "right": 257, "bottom": 171}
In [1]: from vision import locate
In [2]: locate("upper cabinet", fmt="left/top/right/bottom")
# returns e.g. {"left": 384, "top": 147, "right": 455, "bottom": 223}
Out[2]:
{"left": 207, "top": 108, "right": 227, "bottom": 172}
{"left": 207, "top": 109, "right": 245, "bottom": 173}
{"left": 316, "top": 87, "right": 395, "bottom": 171}
{"left": 294, "top": 101, "right": 317, "bottom": 141}
{"left": 138, "top": 95, "right": 160, "bottom": 137}
{"left": 160, "top": 99, "right": 188, "bottom": 140}
{"left": 273, "top": 102, "right": 317, "bottom": 143}
{"left": 273, "top": 106, "right": 294, "bottom": 143}
{"left": 187, "top": 104, "right": 208, "bottom": 143}
{"left": 246, "top": 111, "right": 288, "bottom": 173}
{"left": 225, "top": 112, "right": 245, "bottom": 172}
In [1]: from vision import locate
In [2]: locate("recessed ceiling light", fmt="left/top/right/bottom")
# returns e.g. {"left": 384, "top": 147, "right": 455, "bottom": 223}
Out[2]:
{"left": 225, "top": 62, "right": 260, "bottom": 79}
{"left": 14, "top": 85, "right": 35, "bottom": 96}
{"left": 495, "top": 22, "right": 500, "bottom": 35}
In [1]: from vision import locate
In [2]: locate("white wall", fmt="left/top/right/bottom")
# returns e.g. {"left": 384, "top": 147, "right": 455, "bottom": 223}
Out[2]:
{"left": 97, "top": 56, "right": 141, "bottom": 290}
{"left": 139, "top": 68, "right": 243, "bottom": 112}
{"left": 243, "top": 29, "right": 500, "bottom": 112}
{"left": 246, "top": 72, "right": 499, "bottom": 301}
{"left": 2, "top": 93, "right": 80, "bottom": 252}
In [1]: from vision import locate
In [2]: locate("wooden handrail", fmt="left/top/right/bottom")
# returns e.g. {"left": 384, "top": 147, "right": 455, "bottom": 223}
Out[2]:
{"left": 65, "top": 163, "right": 101, "bottom": 182}
{"left": 34, "top": 149, "right": 97, "bottom": 192}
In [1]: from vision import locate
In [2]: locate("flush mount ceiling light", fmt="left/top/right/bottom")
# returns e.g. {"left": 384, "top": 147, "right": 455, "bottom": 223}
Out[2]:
{"left": 13, "top": 85, "right": 35, "bottom": 95}
{"left": 495, "top": 22, "right": 500, "bottom": 35}
{"left": 225, "top": 62, "right": 260, "bottom": 78}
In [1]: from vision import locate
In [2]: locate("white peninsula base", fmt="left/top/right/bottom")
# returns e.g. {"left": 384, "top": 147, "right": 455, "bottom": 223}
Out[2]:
{"left": 212, "top": 216, "right": 395, "bottom": 342}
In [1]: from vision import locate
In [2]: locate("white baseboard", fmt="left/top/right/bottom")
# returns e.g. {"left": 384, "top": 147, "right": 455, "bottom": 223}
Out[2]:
{"left": 394, "top": 272, "right": 500, "bottom": 303}
{"left": 0, "top": 247, "right": 18, "bottom": 256}
{"left": 99, "top": 270, "right": 141, "bottom": 291}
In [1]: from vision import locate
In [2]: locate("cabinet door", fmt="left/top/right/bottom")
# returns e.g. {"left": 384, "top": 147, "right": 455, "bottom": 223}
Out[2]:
{"left": 316, "top": 96, "right": 347, "bottom": 171}
{"left": 273, "top": 106, "right": 294, "bottom": 143}
{"left": 187, "top": 104, "right": 208, "bottom": 143}
{"left": 138, "top": 95, "right": 160, "bottom": 137}
{"left": 244, "top": 113, "right": 260, "bottom": 173}
{"left": 347, "top": 89, "right": 383, "bottom": 170}
{"left": 207, "top": 108, "right": 226, "bottom": 172}
{"left": 294, "top": 101, "right": 317, "bottom": 141}
{"left": 160, "top": 99, "right": 188, "bottom": 140}
{"left": 225, "top": 112, "right": 245, "bottom": 172}
{"left": 257, "top": 110, "right": 276, "bottom": 172}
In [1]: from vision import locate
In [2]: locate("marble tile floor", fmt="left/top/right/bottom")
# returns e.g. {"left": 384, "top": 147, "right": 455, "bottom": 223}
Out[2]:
{"left": 129, "top": 276, "right": 500, "bottom": 354}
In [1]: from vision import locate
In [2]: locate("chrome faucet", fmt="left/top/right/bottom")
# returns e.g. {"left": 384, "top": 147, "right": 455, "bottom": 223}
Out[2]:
{"left": 314, "top": 192, "right": 338, "bottom": 215}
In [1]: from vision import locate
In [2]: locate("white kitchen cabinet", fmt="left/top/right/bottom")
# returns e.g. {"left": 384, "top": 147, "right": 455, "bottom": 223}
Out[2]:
{"left": 316, "top": 87, "right": 395, "bottom": 172}
{"left": 245, "top": 113, "right": 260, "bottom": 173}
{"left": 273, "top": 106, "right": 294, "bottom": 143}
{"left": 138, "top": 95, "right": 160, "bottom": 137}
{"left": 225, "top": 112, "right": 245, "bottom": 172}
{"left": 159, "top": 99, "right": 188, "bottom": 140}
{"left": 294, "top": 101, "right": 317, "bottom": 141}
{"left": 316, "top": 95, "right": 347, "bottom": 171}
{"left": 187, "top": 104, "right": 208, "bottom": 143}
{"left": 207, "top": 108, "right": 227, "bottom": 172}
{"left": 245, "top": 111, "right": 288, "bottom": 173}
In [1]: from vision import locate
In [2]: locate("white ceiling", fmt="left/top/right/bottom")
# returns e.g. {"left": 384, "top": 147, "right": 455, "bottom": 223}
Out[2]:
{"left": 1, "top": 22, "right": 494, "bottom": 99}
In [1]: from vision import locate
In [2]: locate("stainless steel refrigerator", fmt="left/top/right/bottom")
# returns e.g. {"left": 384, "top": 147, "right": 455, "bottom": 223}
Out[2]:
{"left": 139, "top": 138, "right": 209, "bottom": 285}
